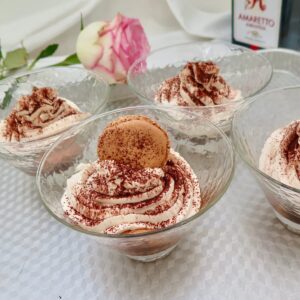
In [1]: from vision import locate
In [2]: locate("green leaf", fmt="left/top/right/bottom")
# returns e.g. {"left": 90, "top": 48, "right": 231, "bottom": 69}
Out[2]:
{"left": 0, "top": 44, "right": 3, "bottom": 60}
{"left": 80, "top": 14, "right": 84, "bottom": 31}
{"left": 3, "top": 48, "right": 28, "bottom": 70}
{"left": 50, "top": 53, "right": 80, "bottom": 67}
{"left": 0, "top": 80, "right": 18, "bottom": 109}
{"left": 0, "top": 89, "right": 13, "bottom": 109}
{"left": 28, "top": 43, "right": 59, "bottom": 70}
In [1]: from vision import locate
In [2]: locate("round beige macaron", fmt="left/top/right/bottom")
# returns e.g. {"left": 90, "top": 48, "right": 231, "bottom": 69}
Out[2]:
{"left": 97, "top": 115, "right": 170, "bottom": 168}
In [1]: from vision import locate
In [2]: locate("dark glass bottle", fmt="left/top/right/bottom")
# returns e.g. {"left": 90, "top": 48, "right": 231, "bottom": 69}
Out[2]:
{"left": 232, "top": 0, "right": 300, "bottom": 50}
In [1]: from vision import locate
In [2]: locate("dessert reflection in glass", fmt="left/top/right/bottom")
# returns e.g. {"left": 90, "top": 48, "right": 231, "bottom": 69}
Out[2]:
{"left": 37, "top": 106, "right": 234, "bottom": 262}
{"left": 61, "top": 115, "right": 202, "bottom": 234}
{"left": 232, "top": 87, "right": 300, "bottom": 235}
{"left": 0, "top": 67, "right": 109, "bottom": 175}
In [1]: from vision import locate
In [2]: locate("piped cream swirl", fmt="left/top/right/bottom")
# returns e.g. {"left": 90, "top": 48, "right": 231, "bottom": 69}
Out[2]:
{"left": 155, "top": 61, "right": 240, "bottom": 106}
{"left": 61, "top": 150, "right": 201, "bottom": 234}
{"left": 259, "top": 121, "right": 300, "bottom": 189}
{"left": 0, "top": 87, "right": 89, "bottom": 142}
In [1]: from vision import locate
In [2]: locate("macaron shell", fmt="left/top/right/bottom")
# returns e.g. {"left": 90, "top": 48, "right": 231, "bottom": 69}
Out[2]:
{"left": 98, "top": 115, "right": 170, "bottom": 168}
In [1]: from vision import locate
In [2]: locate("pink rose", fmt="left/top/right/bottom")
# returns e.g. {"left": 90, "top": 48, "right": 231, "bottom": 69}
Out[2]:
{"left": 76, "top": 13, "right": 150, "bottom": 84}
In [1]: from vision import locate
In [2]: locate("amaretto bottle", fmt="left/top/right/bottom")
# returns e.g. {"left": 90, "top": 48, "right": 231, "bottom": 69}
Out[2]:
{"left": 232, "top": 0, "right": 300, "bottom": 50}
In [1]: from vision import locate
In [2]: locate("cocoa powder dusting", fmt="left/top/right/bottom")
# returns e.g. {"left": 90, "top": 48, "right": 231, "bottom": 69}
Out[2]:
{"left": 67, "top": 155, "right": 201, "bottom": 229}
{"left": 3, "top": 87, "right": 80, "bottom": 141}
{"left": 155, "top": 61, "right": 233, "bottom": 106}
{"left": 283, "top": 122, "right": 300, "bottom": 179}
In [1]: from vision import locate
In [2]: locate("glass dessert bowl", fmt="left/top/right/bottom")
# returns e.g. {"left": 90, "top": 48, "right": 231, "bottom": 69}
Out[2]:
{"left": 0, "top": 67, "right": 109, "bottom": 175}
{"left": 232, "top": 86, "right": 300, "bottom": 234}
{"left": 37, "top": 106, "right": 234, "bottom": 262}
{"left": 127, "top": 41, "right": 272, "bottom": 132}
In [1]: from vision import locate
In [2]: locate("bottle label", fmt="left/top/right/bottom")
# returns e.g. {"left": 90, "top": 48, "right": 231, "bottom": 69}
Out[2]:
{"left": 233, "top": 0, "right": 283, "bottom": 48}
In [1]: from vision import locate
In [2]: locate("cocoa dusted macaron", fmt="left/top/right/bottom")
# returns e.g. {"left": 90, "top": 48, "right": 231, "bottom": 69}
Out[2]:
{"left": 97, "top": 115, "right": 170, "bottom": 169}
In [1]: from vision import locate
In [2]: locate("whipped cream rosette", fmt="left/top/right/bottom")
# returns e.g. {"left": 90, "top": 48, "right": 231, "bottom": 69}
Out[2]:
{"left": 76, "top": 13, "right": 150, "bottom": 84}
{"left": 61, "top": 115, "right": 202, "bottom": 235}
{"left": 154, "top": 61, "right": 242, "bottom": 133}
{"left": 155, "top": 61, "right": 241, "bottom": 106}
{"left": 260, "top": 121, "right": 300, "bottom": 189}
{"left": 0, "top": 87, "right": 89, "bottom": 142}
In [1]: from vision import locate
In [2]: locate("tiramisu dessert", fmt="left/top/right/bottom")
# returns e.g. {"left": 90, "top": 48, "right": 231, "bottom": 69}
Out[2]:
{"left": 0, "top": 87, "right": 89, "bottom": 142}
{"left": 61, "top": 115, "right": 202, "bottom": 235}
{"left": 155, "top": 61, "right": 241, "bottom": 106}
{"left": 259, "top": 121, "right": 300, "bottom": 189}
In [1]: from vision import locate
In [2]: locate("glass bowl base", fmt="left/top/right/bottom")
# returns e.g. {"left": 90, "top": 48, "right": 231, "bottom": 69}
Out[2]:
{"left": 274, "top": 211, "right": 300, "bottom": 235}
{"left": 126, "top": 244, "right": 177, "bottom": 262}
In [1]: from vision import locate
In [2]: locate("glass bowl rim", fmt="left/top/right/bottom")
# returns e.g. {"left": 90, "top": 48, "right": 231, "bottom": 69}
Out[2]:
{"left": 258, "top": 48, "right": 300, "bottom": 57}
{"left": 0, "top": 66, "right": 110, "bottom": 146}
{"left": 36, "top": 104, "right": 235, "bottom": 239}
{"left": 232, "top": 85, "right": 300, "bottom": 194}
{"left": 127, "top": 40, "right": 273, "bottom": 109}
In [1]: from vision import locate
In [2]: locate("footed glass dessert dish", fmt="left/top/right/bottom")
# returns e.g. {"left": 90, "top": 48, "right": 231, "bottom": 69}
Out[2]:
{"left": 37, "top": 106, "right": 234, "bottom": 262}
{"left": 0, "top": 67, "right": 109, "bottom": 175}
{"left": 232, "top": 86, "right": 300, "bottom": 234}
{"left": 128, "top": 41, "right": 272, "bottom": 132}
